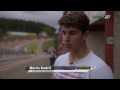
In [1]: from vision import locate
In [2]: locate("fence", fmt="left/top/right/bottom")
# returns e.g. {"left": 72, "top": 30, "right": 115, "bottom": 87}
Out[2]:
{"left": 0, "top": 47, "right": 33, "bottom": 61}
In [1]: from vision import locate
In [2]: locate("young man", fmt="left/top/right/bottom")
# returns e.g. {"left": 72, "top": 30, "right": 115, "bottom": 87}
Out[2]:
{"left": 54, "top": 11, "right": 114, "bottom": 79}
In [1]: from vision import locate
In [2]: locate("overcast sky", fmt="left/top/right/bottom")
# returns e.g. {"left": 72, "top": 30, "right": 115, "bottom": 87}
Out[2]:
{"left": 0, "top": 11, "right": 63, "bottom": 29}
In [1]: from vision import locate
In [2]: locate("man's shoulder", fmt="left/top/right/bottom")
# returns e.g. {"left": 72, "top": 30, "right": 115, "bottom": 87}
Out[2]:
{"left": 54, "top": 52, "right": 69, "bottom": 66}
{"left": 87, "top": 51, "right": 107, "bottom": 66}
{"left": 57, "top": 52, "right": 69, "bottom": 58}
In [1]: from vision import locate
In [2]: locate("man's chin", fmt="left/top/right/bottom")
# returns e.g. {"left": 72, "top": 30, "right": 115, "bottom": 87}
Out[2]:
{"left": 65, "top": 48, "right": 72, "bottom": 52}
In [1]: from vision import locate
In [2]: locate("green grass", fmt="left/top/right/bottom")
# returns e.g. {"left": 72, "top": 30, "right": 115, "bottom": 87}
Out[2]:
{"left": 26, "top": 42, "right": 39, "bottom": 53}
{"left": 42, "top": 40, "right": 54, "bottom": 52}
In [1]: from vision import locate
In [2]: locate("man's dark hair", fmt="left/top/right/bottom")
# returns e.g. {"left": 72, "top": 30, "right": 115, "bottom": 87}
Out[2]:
{"left": 58, "top": 11, "right": 90, "bottom": 34}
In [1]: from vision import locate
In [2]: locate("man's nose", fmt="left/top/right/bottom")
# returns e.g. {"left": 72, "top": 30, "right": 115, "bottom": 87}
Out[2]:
{"left": 64, "top": 34, "right": 70, "bottom": 41}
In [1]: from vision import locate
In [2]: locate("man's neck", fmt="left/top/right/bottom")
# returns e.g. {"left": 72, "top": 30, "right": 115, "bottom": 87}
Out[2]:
{"left": 69, "top": 44, "right": 90, "bottom": 63}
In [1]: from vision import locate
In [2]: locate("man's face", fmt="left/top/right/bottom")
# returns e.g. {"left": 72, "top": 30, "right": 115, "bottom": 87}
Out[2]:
{"left": 61, "top": 26, "right": 89, "bottom": 52}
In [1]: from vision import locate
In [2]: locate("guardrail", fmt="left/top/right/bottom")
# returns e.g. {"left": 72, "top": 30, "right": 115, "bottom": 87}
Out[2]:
{"left": 0, "top": 48, "right": 34, "bottom": 61}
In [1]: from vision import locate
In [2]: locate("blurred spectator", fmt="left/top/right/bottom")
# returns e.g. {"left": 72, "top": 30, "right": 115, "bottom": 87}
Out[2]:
{"left": 50, "top": 51, "right": 56, "bottom": 66}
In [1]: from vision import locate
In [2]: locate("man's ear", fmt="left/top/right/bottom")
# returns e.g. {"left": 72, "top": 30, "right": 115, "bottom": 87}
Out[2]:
{"left": 83, "top": 31, "right": 89, "bottom": 40}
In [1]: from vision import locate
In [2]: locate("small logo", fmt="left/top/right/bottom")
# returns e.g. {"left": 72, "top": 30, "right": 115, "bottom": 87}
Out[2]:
{"left": 93, "top": 15, "right": 110, "bottom": 19}
{"left": 90, "top": 66, "right": 96, "bottom": 70}
{"left": 104, "top": 15, "right": 111, "bottom": 19}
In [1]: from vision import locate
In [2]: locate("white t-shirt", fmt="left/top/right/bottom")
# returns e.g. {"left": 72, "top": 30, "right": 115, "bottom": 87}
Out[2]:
{"left": 54, "top": 51, "right": 114, "bottom": 79}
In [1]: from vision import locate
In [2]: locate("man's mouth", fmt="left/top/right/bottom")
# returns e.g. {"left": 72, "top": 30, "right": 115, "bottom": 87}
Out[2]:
{"left": 64, "top": 44, "right": 71, "bottom": 48}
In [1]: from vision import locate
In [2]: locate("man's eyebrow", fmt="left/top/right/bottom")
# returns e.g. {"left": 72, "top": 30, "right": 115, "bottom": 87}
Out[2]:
{"left": 69, "top": 31, "right": 77, "bottom": 32}
{"left": 61, "top": 30, "right": 78, "bottom": 32}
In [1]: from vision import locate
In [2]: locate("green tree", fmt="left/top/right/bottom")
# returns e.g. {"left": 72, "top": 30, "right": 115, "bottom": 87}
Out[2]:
{"left": 43, "top": 26, "right": 55, "bottom": 36}
{"left": 0, "top": 28, "right": 3, "bottom": 38}
{"left": 0, "top": 17, "right": 56, "bottom": 36}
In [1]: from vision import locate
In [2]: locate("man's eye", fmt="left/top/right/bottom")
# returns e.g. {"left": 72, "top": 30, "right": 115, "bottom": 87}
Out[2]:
{"left": 62, "top": 32, "right": 66, "bottom": 35}
{"left": 70, "top": 33, "right": 76, "bottom": 35}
